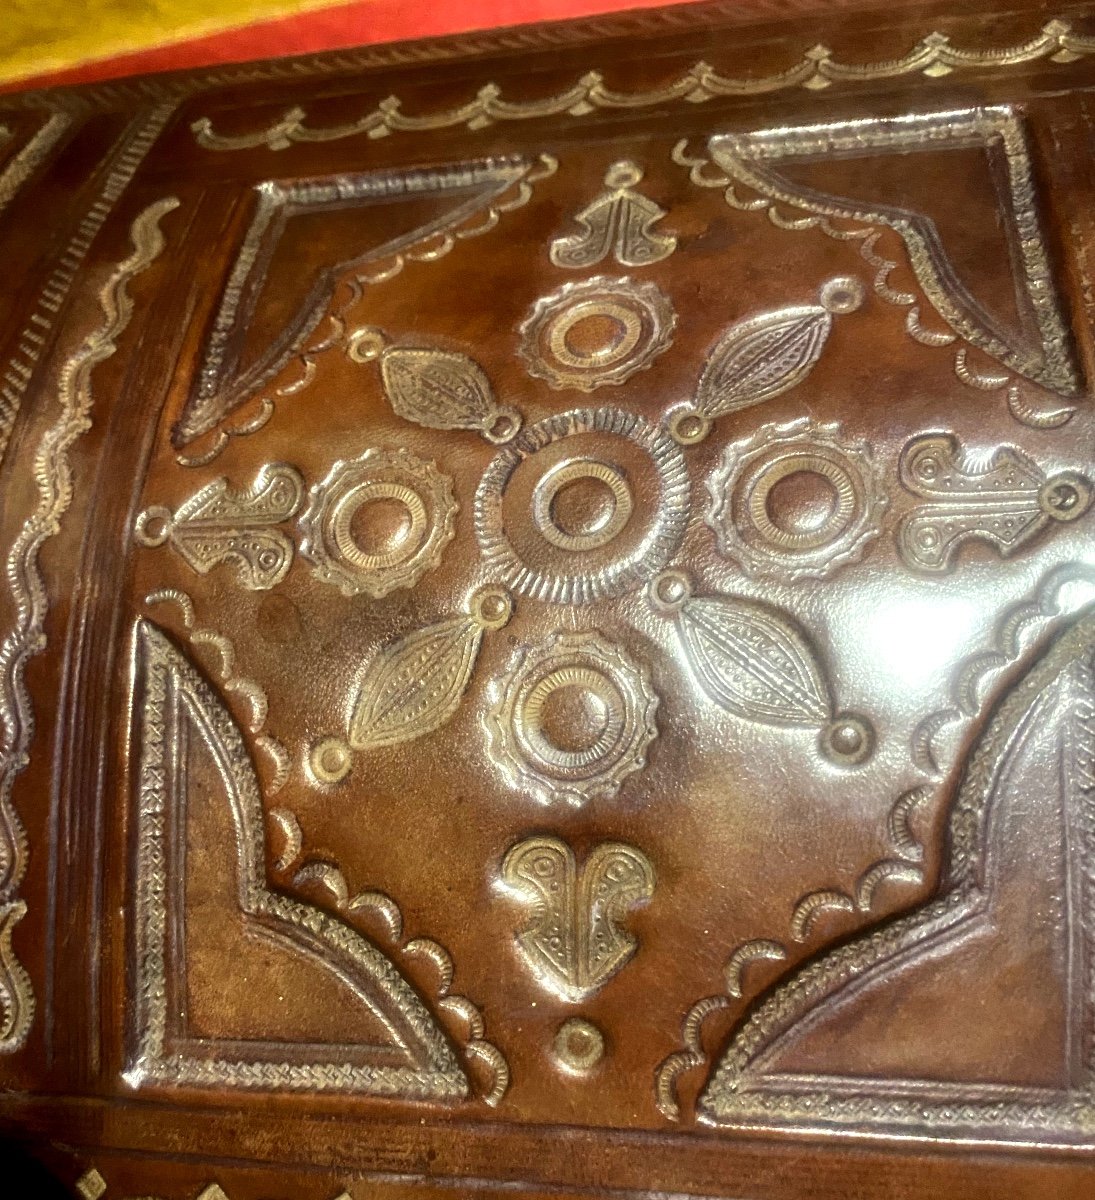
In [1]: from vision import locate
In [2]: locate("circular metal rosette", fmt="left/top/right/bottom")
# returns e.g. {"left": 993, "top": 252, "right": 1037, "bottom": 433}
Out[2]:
{"left": 705, "top": 418, "right": 887, "bottom": 582}
{"left": 474, "top": 407, "right": 690, "bottom": 604}
{"left": 517, "top": 276, "right": 676, "bottom": 391}
{"left": 486, "top": 631, "right": 659, "bottom": 807}
{"left": 300, "top": 448, "right": 457, "bottom": 597}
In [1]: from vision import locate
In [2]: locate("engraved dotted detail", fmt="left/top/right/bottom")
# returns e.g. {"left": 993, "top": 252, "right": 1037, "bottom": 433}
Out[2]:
{"left": 474, "top": 407, "right": 690, "bottom": 605}
{"left": 518, "top": 276, "right": 675, "bottom": 391}
{"left": 134, "top": 463, "right": 304, "bottom": 592}
{"left": 486, "top": 631, "right": 658, "bottom": 806}
{"left": 707, "top": 418, "right": 887, "bottom": 582}
{"left": 897, "top": 433, "right": 1094, "bottom": 572}
{"left": 300, "top": 448, "right": 456, "bottom": 597}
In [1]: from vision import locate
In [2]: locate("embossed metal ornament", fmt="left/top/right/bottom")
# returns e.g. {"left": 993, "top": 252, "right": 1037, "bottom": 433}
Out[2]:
{"left": 351, "top": 328, "right": 522, "bottom": 444}
{"left": 706, "top": 418, "right": 887, "bottom": 581}
{"left": 897, "top": 433, "right": 1092, "bottom": 572}
{"left": 191, "top": 22, "right": 1095, "bottom": 151}
{"left": 649, "top": 571, "right": 873, "bottom": 765}
{"left": 553, "top": 1017, "right": 606, "bottom": 1072}
{"left": 475, "top": 407, "right": 690, "bottom": 604}
{"left": 486, "top": 630, "right": 658, "bottom": 806}
{"left": 669, "top": 277, "right": 864, "bottom": 444}
{"left": 518, "top": 276, "right": 676, "bottom": 391}
{"left": 347, "top": 587, "right": 513, "bottom": 753}
{"left": 176, "top": 156, "right": 556, "bottom": 455}
{"left": 1, "top": 198, "right": 178, "bottom": 1055}
{"left": 128, "top": 620, "right": 473, "bottom": 1099}
{"left": 134, "top": 463, "right": 304, "bottom": 591}
{"left": 550, "top": 160, "right": 676, "bottom": 269}
{"left": 500, "top": 836, "right": 655, "bottom": 1002}
{"left": 702, "top": 108, "right": 1083, "bottom": 398}
{"left": 300, "top": 448, "right": 457, "bottom": 597}
{"left": 698, "top": 615, "right": 1095, "bottom": 1138}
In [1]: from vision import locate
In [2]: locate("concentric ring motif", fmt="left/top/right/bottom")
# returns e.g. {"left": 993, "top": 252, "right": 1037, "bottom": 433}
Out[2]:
{"left": 300, "top": 447, "right": 456, "bottom": 597}
{"left": 531, "top": 457, "right": 634, "bottom": 552}
{"left": 474, "top": 406, "right": 690, "bottom": 604}
{"left": 706, "top": 418, "right": 887, "bottom": 582}
{"left": 486, "top": 630, "right": 658, "bottom": 807}
{"left": 517, "top": 276, "right": 676, "bottom": 391}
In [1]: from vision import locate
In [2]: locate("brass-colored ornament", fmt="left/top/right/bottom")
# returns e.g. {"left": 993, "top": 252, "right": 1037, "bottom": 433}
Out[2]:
{"left": 300, "top": 448, "right": 456, "bottom": 597}
{"left": 500, "top": 836, "right": 655, "bottom": 1002}
{"left": 518, "top": 276, "right": 676, "bottom": 391}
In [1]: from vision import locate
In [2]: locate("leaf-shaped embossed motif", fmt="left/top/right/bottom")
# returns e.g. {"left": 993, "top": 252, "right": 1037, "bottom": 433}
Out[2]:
{"left": 676, "top": 595, "right": 832, "bottom": 726}
{"left": 381, "top": 348, "right": 517, "bottom": 442}
{"left": 582, "top": 843, "right": 657, "bottom": 985}
{"left": 501, "top": 836, "right": 655, "bottom": 1003}
{"left": 348, "top": 615, "right": 484, "bottom": 751}
{"left": 549, "top": 160, "right": 677, "bottom": 269}
{"left": 502, "top": 838, "right": 574, "bottom": 986}
{"left": 695, "top": 305, "right": 831, "bottom": 420}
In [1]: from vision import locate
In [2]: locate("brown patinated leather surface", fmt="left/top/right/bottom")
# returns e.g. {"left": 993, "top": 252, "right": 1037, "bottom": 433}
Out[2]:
{"left": 3, "top": 2, "right": 1095, "bottom": 1196}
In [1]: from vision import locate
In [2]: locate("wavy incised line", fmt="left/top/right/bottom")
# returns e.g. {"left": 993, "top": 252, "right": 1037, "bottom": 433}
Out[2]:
{"left": 192, "top": 21, "right": 1095, "bottom": 151}
{"left": 0, "top": 108, "right": 174, "bottom": 467}
{"left": 0, "top": 197, "right": 177, "bottom": 1052}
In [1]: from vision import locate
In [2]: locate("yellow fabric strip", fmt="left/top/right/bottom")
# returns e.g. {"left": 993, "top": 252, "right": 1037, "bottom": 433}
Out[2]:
{"left": 0, "top": 0, "right": 346, "bottom": 85}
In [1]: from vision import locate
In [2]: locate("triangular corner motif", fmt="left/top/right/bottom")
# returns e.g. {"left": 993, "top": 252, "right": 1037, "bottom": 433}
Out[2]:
{"left": 174, "top": 155, "right": 549, "bottom": 447}
{"left": 126, "top": 617, "right": 467, "bottom": 1102}
{"left": 709, "top": 108, "right": 1082, "bottom": 397}
{"left": 698, "top": 613, "right": 1095, "bottom": 1142}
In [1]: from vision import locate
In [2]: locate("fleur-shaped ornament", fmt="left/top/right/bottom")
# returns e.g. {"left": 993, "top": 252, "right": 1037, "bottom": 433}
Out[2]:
{"left": 501, "top": 836, "right": 656, "bottom": 1002}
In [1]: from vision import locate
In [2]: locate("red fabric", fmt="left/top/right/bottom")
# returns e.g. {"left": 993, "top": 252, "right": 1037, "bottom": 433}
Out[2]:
{"left": 5, "top": 0, "right": 697, "bottom": 93}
